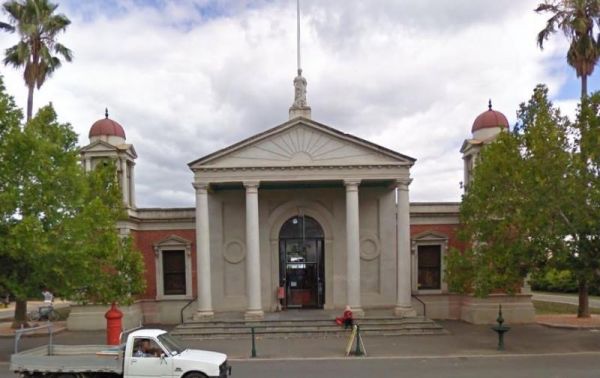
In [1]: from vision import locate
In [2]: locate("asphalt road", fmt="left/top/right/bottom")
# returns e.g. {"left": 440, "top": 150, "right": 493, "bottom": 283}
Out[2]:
{"left": 2, "top": 353, "right": 600, "bottom": 378}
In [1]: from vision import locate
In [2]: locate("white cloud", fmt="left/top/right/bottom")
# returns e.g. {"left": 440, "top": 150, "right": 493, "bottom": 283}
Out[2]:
{"left": 0, "top": 0, "right": 576, "bottom": 207}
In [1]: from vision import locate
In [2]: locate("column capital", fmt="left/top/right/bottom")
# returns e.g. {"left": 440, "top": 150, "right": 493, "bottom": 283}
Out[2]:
{"left": 344, "top": 179, "right": 361, "bottom": 189}
{"left": 395, "top": 179, "right": 412, "bottom": 191}
{"left": 243, "top": 180, "right": 260, "bottom": 190}
{"left": 193, "top": 182, "right": 210, "bottom": 192}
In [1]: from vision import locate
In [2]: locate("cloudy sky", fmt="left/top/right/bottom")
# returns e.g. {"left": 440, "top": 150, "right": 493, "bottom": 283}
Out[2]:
{"left": 0, "top": 0, "right": 596, "bottom": 208}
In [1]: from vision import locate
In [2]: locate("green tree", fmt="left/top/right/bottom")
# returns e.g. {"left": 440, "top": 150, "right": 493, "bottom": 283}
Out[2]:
{"left": 536, "top": 0, "right": 600, "bottom": 99}
{"left": 447, "top": 85, "right": 600, "bottom": 317}
{"left": 0, "top": 0, "right": 72, "bottom": 121}
{"left": 62, "top": 160, "right": 146, "bottom": 305}
{"left": 0, "top": 78, "right": 144, "bottom": 327}
{"left": 0, "top": 96, "right": 83, "bottom": 327}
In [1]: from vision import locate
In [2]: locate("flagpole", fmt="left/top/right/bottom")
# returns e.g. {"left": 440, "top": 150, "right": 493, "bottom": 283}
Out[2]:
{"left": 297, "top": 0, "right": 301, "bottom": 73}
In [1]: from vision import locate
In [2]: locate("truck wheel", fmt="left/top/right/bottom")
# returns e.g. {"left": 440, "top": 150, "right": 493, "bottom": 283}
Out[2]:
{"left": 184, "top": 373, "right": 207, "bottom": 378}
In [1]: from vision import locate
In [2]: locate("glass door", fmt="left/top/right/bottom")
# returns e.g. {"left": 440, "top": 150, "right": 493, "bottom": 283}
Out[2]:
{"left": 279, "top": 216, "right": 325, "bottom": 309}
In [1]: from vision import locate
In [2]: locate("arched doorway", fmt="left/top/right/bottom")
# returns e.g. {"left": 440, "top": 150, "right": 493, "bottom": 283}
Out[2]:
{"left": 279, "top": 215, "right": 325, "bottom": 309}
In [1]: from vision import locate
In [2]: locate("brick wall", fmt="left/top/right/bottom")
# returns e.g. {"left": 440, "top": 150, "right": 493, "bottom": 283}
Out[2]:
{"left": 131, "top": 230, "right": 196, "bottom": 300}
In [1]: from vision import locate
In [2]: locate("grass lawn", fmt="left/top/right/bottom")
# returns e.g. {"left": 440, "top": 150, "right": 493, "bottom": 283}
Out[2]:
{"left": 533, "top": 300, "right": 600, "bottom": 315}
{"left": 532, "top": 291, "right": 600, "bottom": 300}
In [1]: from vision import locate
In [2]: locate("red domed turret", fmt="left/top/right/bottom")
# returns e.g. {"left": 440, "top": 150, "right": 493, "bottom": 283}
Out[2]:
{"left": 89, "top": 108, "right": 126, "bottom": 139}
{"left": 472, "top": 100, "right": 509, "bottom": 134}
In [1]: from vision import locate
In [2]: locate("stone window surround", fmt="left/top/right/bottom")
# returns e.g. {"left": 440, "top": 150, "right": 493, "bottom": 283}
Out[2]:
{"left": 411, "top": 231, "right": 448, "bottom": 295}
{"left": 154, "top": 235, "right": 193, "bottom": 300}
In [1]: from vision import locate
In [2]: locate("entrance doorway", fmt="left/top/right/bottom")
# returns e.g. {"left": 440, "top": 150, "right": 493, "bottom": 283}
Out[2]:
{"left": 279, "top": 215, "right": 325, "bottom": 309}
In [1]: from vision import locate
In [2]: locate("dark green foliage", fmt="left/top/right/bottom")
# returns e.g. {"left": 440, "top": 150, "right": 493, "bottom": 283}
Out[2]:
{"left": 0, "top": 76, "right": 144, "bottom": 326}
{"left": 0, "top": 0, "right": 73, "bottom": 120}
{"left": 536, "top": 0, "right": 600, "bottom": 98}
{"left": 446, "top": 85, "right": 600, "bottom": 318}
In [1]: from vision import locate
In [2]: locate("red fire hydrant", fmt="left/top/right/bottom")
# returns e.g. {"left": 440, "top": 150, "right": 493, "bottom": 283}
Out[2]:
{"left": 105, "top": 302, "right": 123, "bottom": 346}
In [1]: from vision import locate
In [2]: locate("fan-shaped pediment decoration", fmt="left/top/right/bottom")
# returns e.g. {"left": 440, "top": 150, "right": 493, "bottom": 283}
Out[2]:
{"left": 189, "top": 118, "right": 415, "bottom": 169}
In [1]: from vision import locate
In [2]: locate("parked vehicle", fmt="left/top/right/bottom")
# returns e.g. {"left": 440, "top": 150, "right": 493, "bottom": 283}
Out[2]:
{"left": 10, "top": 328, "right": 231, "bottom": 378}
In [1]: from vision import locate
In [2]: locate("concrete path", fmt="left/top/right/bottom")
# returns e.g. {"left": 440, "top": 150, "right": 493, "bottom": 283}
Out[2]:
{"left": 532, "top": 292, "right": 600, "bottom": 309}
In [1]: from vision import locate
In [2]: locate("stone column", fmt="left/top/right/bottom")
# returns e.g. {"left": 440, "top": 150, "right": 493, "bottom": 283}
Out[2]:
{"left": 129, "top": 162, "right": 136, "bottom": 208}
{"left": 193, "top": 183, "right": 213, "bottom": 319}
{"left": 120, "top": 158, "right": 129, "bottom": 207}
{"left": 395, "top": 179, "right": 416, "bottom": 317}
{"left": 84, "top": 157, "right": 92, "bottom": 172}
{"left": 344, "top": 179, "right": 363, "bottom": 316}
{"left": 244, "top": 181, "right": 264, "bottom": 319}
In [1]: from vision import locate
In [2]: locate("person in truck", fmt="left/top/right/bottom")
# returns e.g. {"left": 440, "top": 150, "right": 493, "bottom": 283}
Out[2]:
{"left": 133, "top": 338, "right": 160, "bottom": 357}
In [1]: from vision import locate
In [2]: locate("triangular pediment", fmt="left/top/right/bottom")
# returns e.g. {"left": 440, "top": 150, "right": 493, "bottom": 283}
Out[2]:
{"left": 189, "top": 117, "right": 415, "bottom": 169}
{"left": 80, "top": 140, "right": 137, "bottom": 158}
{"left": 154, "top": 234, "right": 191, "bottom": 249}
{"left": 412, "top": 231, "right": 448, "bottom": 242}
{"left": 80, "top": 140, "right": 118, "bottom": 153}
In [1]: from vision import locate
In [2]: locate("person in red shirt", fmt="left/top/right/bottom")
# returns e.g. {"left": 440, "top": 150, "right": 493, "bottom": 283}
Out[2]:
{"left": 335, "top": 305, "right": 353, "bottom": 329}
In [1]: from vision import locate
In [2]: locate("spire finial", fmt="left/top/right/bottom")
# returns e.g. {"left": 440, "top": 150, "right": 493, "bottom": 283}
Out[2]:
{"left": 488, "top": 99, "right": 492, "bottom": 110}
{"left": 289, "top": 0, "right": 311, "bottom": 119}
{"left": 105, "top": 107, "right": 109, "bottom": 118}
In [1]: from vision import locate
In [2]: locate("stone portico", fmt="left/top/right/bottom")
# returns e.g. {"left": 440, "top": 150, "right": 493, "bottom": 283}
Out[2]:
{"left": 187, "top": 117, "right": 417, "bottom": 319}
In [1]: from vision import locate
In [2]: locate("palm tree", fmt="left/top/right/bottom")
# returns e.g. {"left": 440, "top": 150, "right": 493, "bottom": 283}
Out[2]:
{"left": 536, "top": 0, "right": 600, "bottom": 99}
{"left": 0, "top": 0, "right": 72, "bottom": 121}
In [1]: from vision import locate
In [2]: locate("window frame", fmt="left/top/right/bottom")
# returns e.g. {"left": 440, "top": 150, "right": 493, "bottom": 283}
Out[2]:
{"left": 154, "top": 235, "right": 193, "bottom": 300}
{"left": 411, "top": 231, "right": 448, "bottom": 295}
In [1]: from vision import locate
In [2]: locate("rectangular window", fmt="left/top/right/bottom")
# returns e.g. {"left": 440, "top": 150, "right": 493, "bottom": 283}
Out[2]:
{"left": 418, "top": 245, "right": 441, "bottom": 290}
{"left": 163, "top": 250, "right": 186, "bottom": 295}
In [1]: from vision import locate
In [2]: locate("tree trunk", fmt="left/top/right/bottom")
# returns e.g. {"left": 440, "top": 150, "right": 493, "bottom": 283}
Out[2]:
{"left": 11, "top": 300, "right": 28, "bottom": 329}
{"left": 581, "top": 75, "right": 588, "bottom": 101}
{"left": 26, "top": 84, "right": 34, "bottom": 122}
{"left": 577, "top": 280, "right": 590, "bottom": 318}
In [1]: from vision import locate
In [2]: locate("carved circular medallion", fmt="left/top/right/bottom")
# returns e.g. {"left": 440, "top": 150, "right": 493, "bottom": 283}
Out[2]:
{"left": 223, "top": 240, "right": 246, "bottom": 264}
{"left": 360, "top": 236, "right": 380, "bottom": 261}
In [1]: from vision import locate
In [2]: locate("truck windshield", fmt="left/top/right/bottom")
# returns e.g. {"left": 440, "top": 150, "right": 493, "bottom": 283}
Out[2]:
{"left": 158, "top": 334, "right": 184, "bottom": 355}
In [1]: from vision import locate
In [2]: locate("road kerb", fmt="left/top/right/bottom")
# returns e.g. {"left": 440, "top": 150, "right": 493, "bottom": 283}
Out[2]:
{"left": 228, "top": 350, "right": 600, "bottom": 362}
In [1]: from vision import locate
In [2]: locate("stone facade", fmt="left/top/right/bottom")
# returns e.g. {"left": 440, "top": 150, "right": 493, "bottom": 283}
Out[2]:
{"left": 74, "top": 104, "right": 535, "bottom": 328}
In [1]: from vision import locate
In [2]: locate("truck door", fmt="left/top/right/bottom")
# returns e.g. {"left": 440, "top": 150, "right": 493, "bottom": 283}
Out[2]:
{"left": 125, "top": 337, "right": 172, "bottom": 378}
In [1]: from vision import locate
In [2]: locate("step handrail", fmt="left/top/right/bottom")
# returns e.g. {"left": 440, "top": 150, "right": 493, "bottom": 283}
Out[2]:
{"left": 180, "top": 296, "right": 197, "bottom": 324}
{"left": 412, "top": 294, "right": 426, "bottom": 317}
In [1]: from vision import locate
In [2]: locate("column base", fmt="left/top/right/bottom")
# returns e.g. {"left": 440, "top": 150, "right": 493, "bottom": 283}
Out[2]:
{"left": 192, "top": 311, "right": 214, "bottom": 321}
{"left": 244, "top": 310, "right": 264, "bottom": 321}
{"left": 394, "top": 306, "right": 417, "bottom": 317}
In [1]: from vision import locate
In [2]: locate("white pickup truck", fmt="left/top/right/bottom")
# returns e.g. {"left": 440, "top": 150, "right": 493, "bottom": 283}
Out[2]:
{"left": 10, "top": 328, "right": 231, "bottom": 378}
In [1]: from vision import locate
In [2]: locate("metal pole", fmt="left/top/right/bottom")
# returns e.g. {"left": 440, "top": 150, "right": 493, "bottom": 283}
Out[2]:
{"left": 354, "top": 325, "right": 363, "bottom": 356}
{"left": 251, "top": 327, "right": 257, "bottom": 358}
{"left": 297, "top": 0, "right": 301, "bottom": 72}
{"left": 48, "top": 322, "right": 53, "bottom": 355}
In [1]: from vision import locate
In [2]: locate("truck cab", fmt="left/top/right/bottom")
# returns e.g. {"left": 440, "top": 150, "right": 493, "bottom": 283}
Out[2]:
{"left": 124, "top": 329, "right": 230, "bottom": 378}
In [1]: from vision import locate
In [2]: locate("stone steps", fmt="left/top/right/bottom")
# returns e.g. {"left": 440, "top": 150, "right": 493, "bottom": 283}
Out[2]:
{"left": 171, "top": 316, "right": 447, "bottom": 339}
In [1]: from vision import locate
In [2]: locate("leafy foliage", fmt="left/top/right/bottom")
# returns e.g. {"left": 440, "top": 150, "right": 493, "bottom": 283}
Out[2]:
{"left": 536, "top": 0, "right": 600, "bottom": 98}
{"left": 0, "top": 76, "right": 144, "bottom": 325}
{"left": 0, "top": 0, "right": 72, "bottom": 120}
{"left": 63, "top": 160, "right": 146, "bottom": 305}
{"left": 447, "top": 85, "right": 600, "bottom": 316}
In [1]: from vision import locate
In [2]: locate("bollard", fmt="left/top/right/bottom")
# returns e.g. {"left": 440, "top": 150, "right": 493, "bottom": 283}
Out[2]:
{"left": 491, "top": 304, "right": 510, "bottom": 351}
{"left": 250, "top": 327, "right": 257, "bottom": 358}
{"left": 353, "top": 325, "right": 364, "bottom": 356}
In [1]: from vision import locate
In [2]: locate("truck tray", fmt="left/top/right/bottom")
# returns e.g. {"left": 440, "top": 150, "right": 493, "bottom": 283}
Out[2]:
{"left": 10, "top": 345, "right": 123, "bottom": 374}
